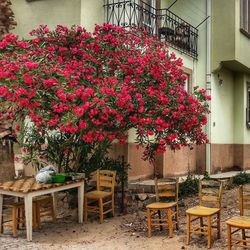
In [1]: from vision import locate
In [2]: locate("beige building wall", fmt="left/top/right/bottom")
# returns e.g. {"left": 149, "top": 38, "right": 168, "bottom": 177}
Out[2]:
{"left": 80, "top": 0, "right": 104, "bottom": 32}
{"left": 12, "top": 0, "right": 81, "bottom": 38}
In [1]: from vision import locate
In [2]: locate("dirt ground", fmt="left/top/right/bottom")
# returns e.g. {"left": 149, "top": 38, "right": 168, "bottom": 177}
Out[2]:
{"left": 0, "top": 185, "right": 244, "bottom": 250}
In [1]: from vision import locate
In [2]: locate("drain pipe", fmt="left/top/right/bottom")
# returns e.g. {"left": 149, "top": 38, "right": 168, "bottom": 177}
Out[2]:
{"left": 205, "top": 0, "right": 212, "bottom": 174}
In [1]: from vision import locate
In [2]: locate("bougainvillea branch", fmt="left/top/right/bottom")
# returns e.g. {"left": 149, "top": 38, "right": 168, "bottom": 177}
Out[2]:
{"left": 0, "top": 24, "right": 210, "bottom": 166}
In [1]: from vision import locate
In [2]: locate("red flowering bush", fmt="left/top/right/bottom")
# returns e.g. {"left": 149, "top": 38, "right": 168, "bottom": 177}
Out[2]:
{"left": 0, "top": 24, "right": 210, "bottom": 170}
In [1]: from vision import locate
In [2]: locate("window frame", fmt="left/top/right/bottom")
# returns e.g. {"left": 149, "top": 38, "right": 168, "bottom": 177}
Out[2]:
{"left": 240, "top": 0, "right": 250, "bottom": 38}
{"left": 246, "top": 83, "right": 250, "bottom": 128}
{"left": 181, "top": 66, "right": 192, "bottom": 93}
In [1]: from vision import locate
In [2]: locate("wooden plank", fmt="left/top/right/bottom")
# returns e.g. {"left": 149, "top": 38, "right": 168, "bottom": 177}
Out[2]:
{"left": 19, "top": 178, "right": 36, "bottom": 193}
{"left": 29, "top": 181, "right": 43, "bottom": 192}
{"left": 10, "top": 179, "right": 26, "bottom": 192}
{"left": 0, "top": 181, "right": 14, "bottom": 190}
{"left": 201, "top": 195, "right": 219, "bottom": 203}
{"left": 243, "top": 195, "right": 250, "bottom": 201}
{"left": 201, "top": 188, "right": 219, "bottom": 195}
{"left": 157, "top": 178, "right": 176, "bottom": 183}
{"left": 99, "top": 176, "right": 113, "bottom": 181}
{"left": 201, "top": 180, "right": 221, "bottom": 187}
{"left": 159, "top": 192, "right": 176, "bottom": 197}
{"left": 99, "top": 182, "right": 113, "bottom": 188}
{"left": 158, "top": 185, "right": 175, "bottom": 191}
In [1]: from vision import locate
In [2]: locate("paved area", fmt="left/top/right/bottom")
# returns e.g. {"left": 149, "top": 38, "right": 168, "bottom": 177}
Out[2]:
{"left": 0, "top": 235, "right": 44, "bottom": 250}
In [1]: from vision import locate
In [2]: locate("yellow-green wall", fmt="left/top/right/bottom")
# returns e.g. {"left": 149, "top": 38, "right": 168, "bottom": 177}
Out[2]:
{"left": 211, "top": 68, "right": 235, "bottom": 143}
{"left": 211, "top": 0, "right": 235, "bottom": 71}
{"left": 212, "top": 0, "right": 250, "bottom": 71}
{"left": 235, "top": 0, "right": 250, "bottom": 69}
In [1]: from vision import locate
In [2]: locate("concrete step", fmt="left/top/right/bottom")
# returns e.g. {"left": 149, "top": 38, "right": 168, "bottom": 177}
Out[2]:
{"left": 128, "top": 170, "right": 250, "bottom": 193}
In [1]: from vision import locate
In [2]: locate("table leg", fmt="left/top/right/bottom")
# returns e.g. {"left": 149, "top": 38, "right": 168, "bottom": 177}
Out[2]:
{"left": 78, "top": 183, "right": 84, "bottom": 223}
{"left": 24, "top": 194, "right": 33, "bottom": 241}
{"left": 52, "top": 192, "right": 57, "bottom": 218}
{"left": 0, "top": 194, "right": 3, "bottom": 233}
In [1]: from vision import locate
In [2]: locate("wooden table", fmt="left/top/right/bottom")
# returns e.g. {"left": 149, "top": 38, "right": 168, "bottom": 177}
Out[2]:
{"left": 0, "top": 178, "right": 84, "bottom": 241}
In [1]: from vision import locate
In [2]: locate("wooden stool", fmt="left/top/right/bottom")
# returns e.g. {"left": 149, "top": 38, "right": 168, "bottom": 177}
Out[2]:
{"left": 1, "top": 201, "right": 38, "bottom": 237}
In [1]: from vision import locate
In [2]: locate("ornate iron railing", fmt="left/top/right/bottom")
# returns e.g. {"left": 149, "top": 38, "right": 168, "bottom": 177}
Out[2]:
{"left": 104, "top": 0, "right": 198, "bottom": 59}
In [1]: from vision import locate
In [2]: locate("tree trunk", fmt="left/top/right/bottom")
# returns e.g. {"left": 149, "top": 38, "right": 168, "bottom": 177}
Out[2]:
{"left": 0, "top": 139, "right": 15, "bottom": 182}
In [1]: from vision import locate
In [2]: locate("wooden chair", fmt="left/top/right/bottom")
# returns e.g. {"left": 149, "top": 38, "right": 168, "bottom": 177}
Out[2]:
{"left": 84, "top": 170, "right": 116, "bottom": 224}
{"left": 33, "top": 195, "right": 55, "bottom": 228}
{"left": 146, "top": 177, "right": 179, "bottom": 238}
{"left": 226, "top": 185, "right": 250, "bottom": 249}
{"left": 186, "top": 179, "right": 223, "bottom": 249}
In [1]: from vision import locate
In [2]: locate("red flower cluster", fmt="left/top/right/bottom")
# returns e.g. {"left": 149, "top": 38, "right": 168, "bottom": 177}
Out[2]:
{"left": 0, "top": 24, "right": 210, "bottom": 161}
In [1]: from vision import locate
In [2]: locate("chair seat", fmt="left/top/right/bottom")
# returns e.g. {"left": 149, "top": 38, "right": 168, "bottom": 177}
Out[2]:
{"left": 146, "top": 201, "right": 177, "bottom": 209}
{"left": 186, "top": 206, "right": 220, "bottom": 216}
{"left": 85, "top": 190, "right": 112, "bottom": 199}
{"left": 226, "top": 216, "right": 250, "bottom": 228}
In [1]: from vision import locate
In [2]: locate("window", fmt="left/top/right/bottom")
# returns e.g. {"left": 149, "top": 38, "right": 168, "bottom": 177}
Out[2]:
{"left": 182, "top": 67, "right": 192, "bottom": 93}
{"left": 241, "top": 0, "right": 250, "bottom": 34}
{"left": 246, "top": 83, "right": 250, "bottom": 128}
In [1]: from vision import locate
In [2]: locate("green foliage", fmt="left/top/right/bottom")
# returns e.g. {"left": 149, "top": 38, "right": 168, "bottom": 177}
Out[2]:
{"left": 203, "top": 171, "right": 211, "bottom": 180}
{"left": 19, "top": 123, "right": 129, "bottom": 182}
{"left": 84, "top": 156, "right": 129, "bottom": 182}
{"left": 179, "top": 172, "right": 199, "bottom": 197}
{"left": 232, "top": 171, "right": 250, "bottom": 185}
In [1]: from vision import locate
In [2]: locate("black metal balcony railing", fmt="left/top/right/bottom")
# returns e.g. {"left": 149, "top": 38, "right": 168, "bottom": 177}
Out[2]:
{"left": 103, "top": 0, "right": 198, "bottom": 59}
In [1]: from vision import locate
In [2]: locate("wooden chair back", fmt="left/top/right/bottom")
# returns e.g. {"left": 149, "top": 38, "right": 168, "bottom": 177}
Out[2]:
{"left": 154, "top": 177, "right": 179, "bottom": 202}
{"left": 239, "top": 185, "right": 250, "bottom": 216}
{"left": 199, "top": 179, "right": 223, "bottom": 208}
{"left": 96, "top": 169, "right": 116, "bottom": 193}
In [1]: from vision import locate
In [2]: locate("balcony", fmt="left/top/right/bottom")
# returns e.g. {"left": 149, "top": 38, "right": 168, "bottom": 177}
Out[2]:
{"left": 104, "top": 0, "right": 198, "bottom": 59}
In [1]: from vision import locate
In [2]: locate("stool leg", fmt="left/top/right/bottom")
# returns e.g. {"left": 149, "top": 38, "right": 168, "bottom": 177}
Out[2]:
{"left": 207, "top": 216, "right": 212, "bottom": 249}
{"left": 147, "top": 208, "right": 152, "bottom": 237}
{"left": 33, "top": 203, "right": 38, "bottom": 229}
{"left": 84, "top": 197, "right": 88, "bottom": 222}
{"left": 200, "top": 217, "right": 204, "bottom": 234}
{"left": 186, "top": 214, "right": 191, "bottom": 245}
{"left": 50, "top": 199, "right": 56, "bottom": 222}
{"left": 112, "top": 196, "right": 115, "bottom": 217}
{"left": 0, "top": 214, "right": 3, "bottom": 233}
{"left": 175, "top": 205, "right": 179, "bottom": 230}
{"left": 35, "top": 202, "right": 41, "bottom": 229}
{"left": 99, "top": 198, "right": 104, "bottom": 224}
{"left": 12, "top": 207, "right": 17, "bottom": 237}
{"left": 17, "top": 207, "right": 20, "bottom": 230}
{"left": 217, "top": 212, "right": 221, "bottom": 239}
{"left": 157, "top": 210, "right": 163, "bottom": 231}
{"left": 227, "top": 224, "right": 232, "bottom": 250}
{"left": 22, "top": 207, "right": 25, "bottom": 228}
{"left": 167, "top": 208, "right": 173, "bottom": 238}
{"left": 242, "top": 228, "right": 246, "bottom": 247}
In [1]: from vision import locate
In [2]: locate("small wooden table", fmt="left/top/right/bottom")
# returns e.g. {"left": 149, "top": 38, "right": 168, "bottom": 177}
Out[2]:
{"left": 0, "top": 178, "right": 85, "bottom": 241}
